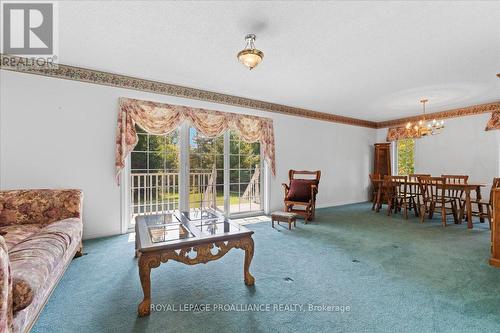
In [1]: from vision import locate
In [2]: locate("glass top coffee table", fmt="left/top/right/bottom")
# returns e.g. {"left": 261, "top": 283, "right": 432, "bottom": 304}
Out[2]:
{"left": 134, "top": 210, "right": 255, "bottom": 317}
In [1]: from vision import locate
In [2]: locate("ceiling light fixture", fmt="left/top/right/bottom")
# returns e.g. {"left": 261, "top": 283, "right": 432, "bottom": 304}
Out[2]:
{"left": 405, "top": 99, "right": 444, "bottom": 137}
{"left": 237, "top": 34, "right": 264, "bottom": 70}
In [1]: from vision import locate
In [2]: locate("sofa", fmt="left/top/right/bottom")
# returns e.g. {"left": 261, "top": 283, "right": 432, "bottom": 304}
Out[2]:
{"left": 0, "top": 190, "right": 83, "bottom": 333}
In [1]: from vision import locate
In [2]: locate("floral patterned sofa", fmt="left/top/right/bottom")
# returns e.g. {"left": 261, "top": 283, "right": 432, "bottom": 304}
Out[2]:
{"left": 0, "top": 190, "right": 83, "bottom": 333}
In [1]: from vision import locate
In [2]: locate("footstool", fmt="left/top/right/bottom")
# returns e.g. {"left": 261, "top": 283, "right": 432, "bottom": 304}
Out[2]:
{"left": 271, "top": 211, "right": 298, "bottom": 230}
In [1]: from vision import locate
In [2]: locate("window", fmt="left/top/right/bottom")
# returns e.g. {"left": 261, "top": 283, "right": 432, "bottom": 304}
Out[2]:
{"left": 130, "top": 125, "right": 264, "bottom": 224}
{"left": 397, "top": 138, "right": 415, "bottom": 175}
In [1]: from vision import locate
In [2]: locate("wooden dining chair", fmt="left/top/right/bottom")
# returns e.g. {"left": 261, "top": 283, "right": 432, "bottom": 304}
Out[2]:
{"left": 418, "top": 176, "right": 459, "bottom": 226}
{"left": 408, "top": 174, "right": 431, "bottom": 215}
{"left": 369, "top": 173, "right": 381, "bottom": 210}
{"left": 441, "top": 174, "right": 469, "bottom": 220}
{"left": 466, "top": 178, "right": 500, "bottom": 229}
{"left": 381, "top": 176, "right": 417, "bottom": 219}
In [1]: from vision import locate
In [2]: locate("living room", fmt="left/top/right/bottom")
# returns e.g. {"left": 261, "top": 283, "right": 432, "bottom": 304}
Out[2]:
{"left": 0, "top": 1, "right": 499, "bottom": 332}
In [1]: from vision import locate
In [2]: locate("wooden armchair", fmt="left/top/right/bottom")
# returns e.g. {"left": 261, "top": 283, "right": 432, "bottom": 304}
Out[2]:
{"left": 282, "top": 170, "right": 321, "bottom": 223}
{"left": 465, "top": 177, "right": 500, "bottom": 229}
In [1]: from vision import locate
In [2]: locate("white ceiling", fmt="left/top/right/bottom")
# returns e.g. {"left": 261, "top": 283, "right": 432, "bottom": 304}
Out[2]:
{"left": 57, "top": 1, "right": 500, "bottom": 122}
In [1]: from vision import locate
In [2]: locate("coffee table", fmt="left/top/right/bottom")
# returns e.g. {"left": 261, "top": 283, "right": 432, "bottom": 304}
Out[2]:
{"left": 134, "top": 210, "right": 255, "bottom": 317}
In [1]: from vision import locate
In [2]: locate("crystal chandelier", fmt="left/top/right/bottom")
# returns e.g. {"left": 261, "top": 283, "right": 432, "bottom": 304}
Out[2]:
{"left": 405, "top": 99, "right": 444, "bottom": 137}
{"left": 237, "top": 34, "right": 264, "bottom": 70}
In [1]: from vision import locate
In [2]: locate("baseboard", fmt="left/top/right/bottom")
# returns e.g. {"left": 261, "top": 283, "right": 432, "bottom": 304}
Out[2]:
{"left": 316, "top": 200, "right": 370, "bottom": 209}
{"left": 83, "top": 230, "right": 123, "bottom": 240}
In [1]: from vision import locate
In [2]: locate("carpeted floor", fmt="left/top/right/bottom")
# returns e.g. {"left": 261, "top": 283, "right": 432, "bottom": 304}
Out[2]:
{"left": 32, "top": 203, "right": 500, "bottom": 333}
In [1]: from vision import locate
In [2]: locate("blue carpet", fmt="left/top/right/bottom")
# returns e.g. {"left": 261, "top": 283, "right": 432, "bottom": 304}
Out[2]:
{"left": 32, "top": 203, "right": 500, "bottom": 333}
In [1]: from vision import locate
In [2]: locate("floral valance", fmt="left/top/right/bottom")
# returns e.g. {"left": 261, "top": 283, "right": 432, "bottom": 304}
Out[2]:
{"left": 485, "top": 111, "right": 500, "bottom": 131}
{"left": 386, "top": 126, "right": 422, "bottom": 142}
{"left": 115, "top": 97, "right": 276, "bottom": 182}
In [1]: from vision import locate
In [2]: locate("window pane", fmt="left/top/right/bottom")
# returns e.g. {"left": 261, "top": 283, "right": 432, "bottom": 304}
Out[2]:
{"left": 240, "top": 170, "right": 251, "bottom": 183}
{"left": 148, "top": 135, "right": 164, "bottom": 151}
{"left": 148, "top": 152, "right": 163, "bottom": 170}
{"left": 216, "top": 155, "right": 224, "bottom": 169}
{"left": 230, "top": 155, "right": 239, "bottom": 169}
{"left": 200, "top": 154, "right": 216, "bottom": 169}
{"left": 230, "top": 170, "right": 239, "bottom": 183}
{"left": 216, "top": 170, "right": 224, "bottom": 185}
{"left": 230, "top": 140, "right": 239, "bottom": 154}
{"left": 240, "top": 155, "right": 259, "bottom": 169}
{"left": 131, "top": 152, "right": 147, "bottom": 170}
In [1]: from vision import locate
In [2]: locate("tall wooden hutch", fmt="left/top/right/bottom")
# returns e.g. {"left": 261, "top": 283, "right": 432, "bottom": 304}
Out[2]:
{"left": 373, "top": 143, "right": 391, "bottom": 177}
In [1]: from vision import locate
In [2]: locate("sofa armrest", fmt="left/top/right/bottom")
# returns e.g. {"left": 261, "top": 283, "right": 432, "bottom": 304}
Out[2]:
{"left": 0, "top": 235, "right": 12, "bottom": 332}
{"left": 0, "top": 189, "right": 83, "bottom": 226}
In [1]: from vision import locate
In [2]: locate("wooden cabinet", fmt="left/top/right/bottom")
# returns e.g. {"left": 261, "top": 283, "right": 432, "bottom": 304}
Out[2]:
{"left": 490, "top": 189, "right": 500, "bottom": 268}
{"left": 374, "top": 143, "right": 391, "bottom": 177}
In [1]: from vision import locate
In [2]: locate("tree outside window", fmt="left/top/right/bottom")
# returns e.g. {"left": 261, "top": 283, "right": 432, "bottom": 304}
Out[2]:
{"left": 397, "top": 139, "right": 415, "bottom": 175}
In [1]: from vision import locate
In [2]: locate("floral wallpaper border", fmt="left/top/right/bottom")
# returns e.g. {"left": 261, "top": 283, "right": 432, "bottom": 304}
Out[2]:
{"left": 0, "top": 54, "right": 377, "bottom": 128}
{"left": 378, "top": 101, "right": 500, "bottom": 128}
{"left": 1, "top": 54, "right": 499, "bottom": 130}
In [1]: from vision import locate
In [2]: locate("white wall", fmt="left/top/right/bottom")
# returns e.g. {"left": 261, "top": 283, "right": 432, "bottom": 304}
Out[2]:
{"left": 0, "top": 70, "right": 376, "bottom": 239}
{"left": 376, "top": 114, "right": 500, "bottom": 199}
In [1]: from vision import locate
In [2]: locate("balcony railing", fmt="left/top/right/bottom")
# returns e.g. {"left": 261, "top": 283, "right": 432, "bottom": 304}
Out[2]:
{"left": 131, "top": 167, "right": 261, "bottom": 215}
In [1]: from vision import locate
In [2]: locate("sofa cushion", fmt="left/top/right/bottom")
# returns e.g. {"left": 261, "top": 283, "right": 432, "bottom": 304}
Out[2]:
{"left": 8, "top": 218, "right": 82, "bottom": 314}
{"left": 286, "top": 179, "right": 318, "bottom": 202}
{"left": 0, "top": 224, "right": 43, "bottom": 251}
{"left": 0, "top": 190, "right": 81, "bottom": 226}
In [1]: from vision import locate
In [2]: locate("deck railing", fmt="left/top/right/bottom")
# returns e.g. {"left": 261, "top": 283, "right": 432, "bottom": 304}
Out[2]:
{"left": 131, "top": 167, "right": 260, "bottom": 215}
{"left": 131, "top": 170, "right": 214, "bottom": 214}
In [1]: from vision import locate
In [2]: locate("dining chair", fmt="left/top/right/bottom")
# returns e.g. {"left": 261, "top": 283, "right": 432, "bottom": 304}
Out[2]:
{"left": 382, "top": 175, "right": 417, "bottom": 219}
{"left": 417, "top": 176, "right": 459, "bottom": 226}
{"left": 408, "top": 174, "right": 431, "bottom": 216}
{"left": 369, "top": 173, "right": 381, "bottom": 210}
{"left": 441, "top": 175, "right": 469, "bottom": 220}
{"left": 466, "top": 177, "right": 500, "bottom": 229}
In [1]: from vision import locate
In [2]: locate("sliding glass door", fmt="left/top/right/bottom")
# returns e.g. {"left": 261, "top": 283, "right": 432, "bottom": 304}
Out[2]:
{"left": 129, "top": 125, "right": 263, "bottom": 225}
{"left": 229, "top": 131, "right": 262, "bottom": 214}
{"left": 188, "top": 127, "right": 225, "bottom": 213}
{"left": 130, "top": 125, "right": 180, "bottom": 215}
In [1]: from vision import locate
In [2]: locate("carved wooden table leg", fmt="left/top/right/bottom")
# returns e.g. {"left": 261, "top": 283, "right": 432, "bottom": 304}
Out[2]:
{"left": 241, "top": 237, "right": 255, "bottom": 286}
{"left": 138, "top": 253, "right": 160, "bottom": 317}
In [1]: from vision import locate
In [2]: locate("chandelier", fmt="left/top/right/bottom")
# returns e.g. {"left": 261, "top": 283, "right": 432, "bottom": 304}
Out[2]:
{"left": 405, "top": 99, "right": 444, "bottom": 137}
{"left": 237, "top": 34, "right": 264, "bottom": 70}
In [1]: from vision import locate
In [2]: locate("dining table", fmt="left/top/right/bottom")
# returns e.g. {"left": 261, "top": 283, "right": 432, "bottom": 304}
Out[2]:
{"left": 372, "top": 179, "right": 486, "bottom": 229}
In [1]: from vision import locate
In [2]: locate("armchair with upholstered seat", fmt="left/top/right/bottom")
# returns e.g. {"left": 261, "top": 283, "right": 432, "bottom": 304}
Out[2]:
{"left": 282, "top": 170, "right": 321, "bottom": 223}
